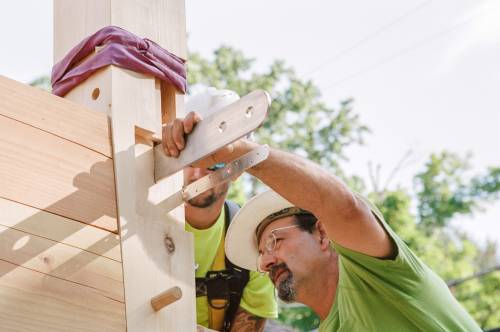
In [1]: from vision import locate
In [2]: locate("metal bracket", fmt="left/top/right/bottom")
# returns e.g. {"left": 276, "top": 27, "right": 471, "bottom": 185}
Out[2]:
{"left": 154, "top": 90, "right": 270, "bottom": 182}
{"left": 153, "top": 145, "right": 269, "bottom": 212}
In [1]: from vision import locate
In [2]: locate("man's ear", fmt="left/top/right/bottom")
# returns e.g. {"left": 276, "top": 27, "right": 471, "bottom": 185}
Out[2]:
{"left": 316, "top": 221, "right": 330, "bottom": 250}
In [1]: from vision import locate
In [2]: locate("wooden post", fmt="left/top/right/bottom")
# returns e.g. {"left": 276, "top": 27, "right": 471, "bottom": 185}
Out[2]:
{"left": 54, "top": 1, "right": 195, "bottom": 331}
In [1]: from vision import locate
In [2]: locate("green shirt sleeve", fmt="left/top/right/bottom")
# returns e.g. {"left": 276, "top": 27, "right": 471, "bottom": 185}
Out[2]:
{"left": 239, "top": 271, "right": 278, "bottom": 319}
{"left": 332, "top": 195, "right": 428, "bottom": 295}
{"left": 326, "top": 194, "right": 482, "bottom": 332}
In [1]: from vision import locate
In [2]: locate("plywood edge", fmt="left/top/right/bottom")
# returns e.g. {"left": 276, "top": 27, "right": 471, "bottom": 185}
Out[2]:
{"left": 0, "top": 75, "right": 112, "bottom": 157}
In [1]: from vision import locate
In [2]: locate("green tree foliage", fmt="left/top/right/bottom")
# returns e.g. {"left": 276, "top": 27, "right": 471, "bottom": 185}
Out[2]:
{"left": 188, "top": 46, "right": 369, "bottom": 197}
{"left": 415, "top": 151, "right": 500, "bottom": 232}
{"left": 29, "top": 75, "right": 51, "bottom": 91}
{"left": 189, "top": 46, "right": 500, "bottom": 331}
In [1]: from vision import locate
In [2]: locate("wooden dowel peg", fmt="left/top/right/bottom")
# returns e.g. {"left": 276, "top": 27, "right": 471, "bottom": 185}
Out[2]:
{"left": 150, "top": 286, "right": 182, "bottom": 311}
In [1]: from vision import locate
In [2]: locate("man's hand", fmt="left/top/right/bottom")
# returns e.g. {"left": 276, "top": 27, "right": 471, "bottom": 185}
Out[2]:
{"left": 162, "top": 111, "right": 202, "bottom": 158}
{"left": 162, "top": 111, "right": 256, "bottom": 168}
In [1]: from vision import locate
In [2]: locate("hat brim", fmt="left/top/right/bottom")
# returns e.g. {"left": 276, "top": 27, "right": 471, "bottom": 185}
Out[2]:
{"left": 225, "top": 190, "right": 294, "bottom": 271}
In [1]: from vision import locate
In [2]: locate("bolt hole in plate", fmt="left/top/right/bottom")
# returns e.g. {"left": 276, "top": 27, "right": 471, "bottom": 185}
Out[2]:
{"left": 245, "top": 106, "right": 253, "bottom": 118}
{"left": 164, "top": 235, "right": 175, "bottom": 254}
{"left": 218, "top": 121, "right": 227, "bottom": 133}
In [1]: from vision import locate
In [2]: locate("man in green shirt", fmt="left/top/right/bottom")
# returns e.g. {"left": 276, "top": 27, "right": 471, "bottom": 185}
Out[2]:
{"left": 164, "top": 117, "right": 482, "bottom": 331}
{"left": 163, "top": 87, "right": 277, "bottom": 331}
{"left": 221, "top": 144, "right": 483, "bottom": 331}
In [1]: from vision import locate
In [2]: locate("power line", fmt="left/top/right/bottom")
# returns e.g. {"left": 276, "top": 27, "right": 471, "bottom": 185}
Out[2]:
{"left": 321, "top": 8, "right": 489, "bottom": 91}
{"left": 447, "top": 264, "right": 500, "bottom": 287}
{"left": 305, "top": 0, "right": 434, "bottom": 77}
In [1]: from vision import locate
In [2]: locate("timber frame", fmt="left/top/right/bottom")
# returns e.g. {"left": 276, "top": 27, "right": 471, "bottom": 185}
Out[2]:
{"left": 0, "top": 1, "right": 271, "bottom": 331}
{"left": 1, "top": 1, "right": 196, "bottom": 331}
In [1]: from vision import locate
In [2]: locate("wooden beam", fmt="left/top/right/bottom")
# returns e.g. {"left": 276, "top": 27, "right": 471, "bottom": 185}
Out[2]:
{"left": 0, "top": 197, "right": 121, "bottom": 261}
{"left": 0, "top": 224, "right": 123, "bottom": 302}
{"left": 0, "top": 75, "right": 112, "bottom": 157}
{"left": 0, "top": 259, "right": 125, "bottom": 332}
{"left": 0, "top": 115, "right": 117, "bottom": 233}
{"left": 54, "top": 1, "right": 195, "bottom": 331}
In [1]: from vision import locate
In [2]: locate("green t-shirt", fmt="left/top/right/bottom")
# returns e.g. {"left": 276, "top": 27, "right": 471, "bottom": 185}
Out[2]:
{"left": 185, "top": 208, "right": 277, "bottom": 328}
{"left": 319, "top": 197, "right": 482, "bottom": 332}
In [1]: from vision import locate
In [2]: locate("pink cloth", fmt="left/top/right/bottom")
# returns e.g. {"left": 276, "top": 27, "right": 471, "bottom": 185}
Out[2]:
{"left": 51, "top": 26, "right": 186, "bottom": 96}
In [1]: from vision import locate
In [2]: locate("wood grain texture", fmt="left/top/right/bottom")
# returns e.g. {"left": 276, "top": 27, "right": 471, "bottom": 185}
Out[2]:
{"left": 53, "top": 0, "right": 111, "bottom": 64}
{"left": 0, "top": 115, "right": 117, "bottom": 232}
{"left": 150, "top": 286, "right": 182, "bottom": 311}
{"left": 0, "top": 224, "right": 123, "bottom": 301}
{"left": 0, "top": 197, "right": 121, "bottom": 261}
{"left": 0, "top": 75, "right": 112, "bottom": 157}
{"left": 0, "top": 259, "right": 125, "bottom": 332}
{"left": 54, "top": 1, "right": 195, "bottom": 331}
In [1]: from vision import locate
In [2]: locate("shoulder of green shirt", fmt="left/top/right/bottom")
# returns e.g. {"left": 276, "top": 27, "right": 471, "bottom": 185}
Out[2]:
{"left": 332, "top": 193, "right": 424, "bottom": 272}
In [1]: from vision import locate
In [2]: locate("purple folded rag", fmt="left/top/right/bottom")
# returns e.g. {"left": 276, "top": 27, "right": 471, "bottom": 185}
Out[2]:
{"left": 51, "top": 26, "right": 186, "bottom": 97}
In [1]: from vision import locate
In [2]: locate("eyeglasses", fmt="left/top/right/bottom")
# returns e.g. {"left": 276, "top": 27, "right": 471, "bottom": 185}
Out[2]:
{"left": 207, "top": 162, "right": 226, "bottom": 171}
{"left": 257, "top": 224, "right": 301, "bottom": 273}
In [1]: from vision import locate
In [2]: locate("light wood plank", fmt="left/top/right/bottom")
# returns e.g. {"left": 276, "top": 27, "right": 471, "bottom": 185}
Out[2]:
{"left": 0, "top": 75, "right": 112, "bottom": 157}
{"left": 53, "top": 1, "right": 187, "bottom": 62}
{"left": 54, "top": 1, "right": 195, "bottom": 331}
{"left": 0, "top": 224, "right": 123, "bottom": 302}
{"left": 0, "top": 115, "right": 117, "bottom": 232}
{"left": 111, "top": 0, "right": 187, "bottom": 59}
{"left": 53, "top": 0, "right": 111, "bottom": 64}
{"left": 0, "top": 197, "right": 121, "bottom": 261}
{"left": 0, "top": 259, "right": 125, "bottom": 332}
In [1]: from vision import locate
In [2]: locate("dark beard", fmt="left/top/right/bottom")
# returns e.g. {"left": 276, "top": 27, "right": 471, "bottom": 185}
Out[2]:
{"left": 188, "top": 191, "right": 221, "bottom": 208}
{"left": 270, "top": 263, "right": 296, "bottom": 302}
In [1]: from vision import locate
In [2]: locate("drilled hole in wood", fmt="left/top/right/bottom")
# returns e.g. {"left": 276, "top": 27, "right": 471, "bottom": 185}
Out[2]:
{"left": 218, "top": 121, "right": 227, "bottom": 133}
{"left": 91, "top": 88, "right": 100, "bottom": 100}
{"left": 245, "top": 106, "right": 253, "bottom": 118}
{"left": 164, "top": 235, "right": 175, "bottom": 254}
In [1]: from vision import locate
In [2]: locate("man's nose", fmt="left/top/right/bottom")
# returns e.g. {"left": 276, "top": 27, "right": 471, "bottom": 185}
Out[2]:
{"left": 259, "top": 251, "right": 277, "bottom": 272}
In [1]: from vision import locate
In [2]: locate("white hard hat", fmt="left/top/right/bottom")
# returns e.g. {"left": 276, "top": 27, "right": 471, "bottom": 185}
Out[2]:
{"left": 186, "top": 87, "right": 240, "bottom": 118}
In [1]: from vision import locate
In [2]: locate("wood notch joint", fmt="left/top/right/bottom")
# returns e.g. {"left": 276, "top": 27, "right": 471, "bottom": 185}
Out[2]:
{"left": 135, "top": 125, "right": 161, "bottom": 145}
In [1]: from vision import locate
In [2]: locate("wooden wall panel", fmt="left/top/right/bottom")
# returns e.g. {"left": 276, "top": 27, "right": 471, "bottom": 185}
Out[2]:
{"left": 0, "top": 115, "right": 117, "bottom": 233}
{"left": 0, "top": 259, "right": 125, "bottom": 332}
{"left": 0, "top": 75, "right": 112, "bottom": 157}
{"left": 0, "top": 224, "right": 123, "bottom": 302}
{"left": 0, "top": 197, "right": 121, "bottom": 261}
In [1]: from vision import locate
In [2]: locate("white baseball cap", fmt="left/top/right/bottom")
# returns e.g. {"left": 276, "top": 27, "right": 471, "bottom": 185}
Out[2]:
{"left": 225, "top": 190, "right": 312, "bottom": 271}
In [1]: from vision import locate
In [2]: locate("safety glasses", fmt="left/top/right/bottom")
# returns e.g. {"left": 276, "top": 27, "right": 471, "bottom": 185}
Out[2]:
{"left": 256, "top": 224, "right": 301, "bottom": 273}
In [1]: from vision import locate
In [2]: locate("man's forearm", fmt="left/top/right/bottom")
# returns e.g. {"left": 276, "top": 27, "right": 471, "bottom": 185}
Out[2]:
{"left": 237, "top": 140, "right": 393, "bottom": 258}
{"left": 196, "top": 139, "right": 393, "bottom": 257}
{"left": 246, "top": 142, "right": 358, "bottom": 222}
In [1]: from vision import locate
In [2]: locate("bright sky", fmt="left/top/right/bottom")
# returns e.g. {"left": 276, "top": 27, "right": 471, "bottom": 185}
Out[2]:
{"left": 1, "top": 0, "right": 499, "bottom": 246}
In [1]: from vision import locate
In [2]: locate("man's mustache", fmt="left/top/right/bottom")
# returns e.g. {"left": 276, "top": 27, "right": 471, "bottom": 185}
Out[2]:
{"left": 269, "top": 263, "right": 291, "bottom": 282}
